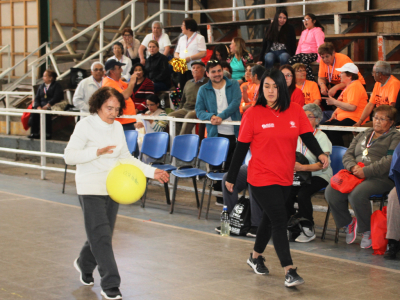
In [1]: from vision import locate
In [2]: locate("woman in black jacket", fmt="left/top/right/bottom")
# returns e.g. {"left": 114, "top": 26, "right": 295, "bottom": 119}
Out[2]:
{"left": 145, "top": 40, "right": 171, "bottom": 92}
{"left": 29, "top": 69, "right": 63, "bottom": 139}
{"left": 258, "top": 9, "right": 296, "bottom": 69}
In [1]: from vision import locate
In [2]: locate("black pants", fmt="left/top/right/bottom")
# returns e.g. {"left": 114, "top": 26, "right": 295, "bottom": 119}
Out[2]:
{"left": 286, "top": 176, "right": 328, "bottom": 226}
{"left": 178, "top": 70, "right": 193, "bottom": 91}
{"left": 78, "top": 195, "right": 120, "bottom": 289}
{"left": 30, "top": 111, "right": 52, "bottom": 135}
{"left": 322, "top": 118, "right": 356, "bottom": 146}
{"left": 288, "top": 53, "right": 318, "bottom": 81}
{"left": 251, "top": 184, "right": 293, "bottom": 268}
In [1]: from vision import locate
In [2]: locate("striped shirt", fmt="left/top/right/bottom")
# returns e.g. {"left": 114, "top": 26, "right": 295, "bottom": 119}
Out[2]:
{"left": 132, "top": 78, "right": 154, "bottom": 112}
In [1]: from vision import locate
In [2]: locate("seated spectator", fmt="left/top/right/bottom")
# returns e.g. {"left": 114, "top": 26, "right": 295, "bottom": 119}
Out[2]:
{"left": 318, "top": 42, "right": 366, "bottom": 98}
{"left": 322, "top": 63, "right": 368, "bottom": 146}
{"left": 280, "top": 64, "right": 305, "bottom": 106}
{"left": 240, "top": 64, "right": 265, "bottom": 114}
{"left": 221, "top": 61, "right": 233, "bottom": 75}
{"left": 355, "top": 61, "right": 400, "bottom": 127}
{"left": 227, "top": 37, "right": 254, "bottom": 83}
{"left": 139, "top": 21, "right": 171, "bottom": 65}
{"left": 293, "top": 63, "right": 321, "bottom": 106}
{"left": 130, "top": 63, "right": 154, "bottom": 114}
{"left": 385, "top": 188, "right": 400, "bottom": 259}
{"left": 107, "top": 42, "right": 132, "bottom": 81}
{"left": 145, "top": 40, "right": 171, "bottom": 93}
{"left": 211, "top": 44, "right": 230, "bottom": 62}
{"left": 73, "top": 62, "right": 104, "bottom": 118}
{"left": 223, "top": 70, "right": 232, "bottom": 79}
{"left": 258, "top": 9, "right": 296, "bottom": 69}
{"left": 168, "top": 61, "right": 209, "bottom": 135}
{"left": 288, "top": 14, "right": 325, "bottom": 81}
{"left": 120, "top": 28, "right": 141, "bottom": 66}
{"left": 218, "top": 151, "right": 263, "bottom": 237}
{"left": 285, "top": 104, "right": 332, "bottom": 242}
{"left": 325, "top": 105, "right": 400, "bottom": 249}
{"left": 29, "top": 69, "right": 63, "bottom": 139}
{"left": 174, "top": 18, "right": 207, "bottom": 90}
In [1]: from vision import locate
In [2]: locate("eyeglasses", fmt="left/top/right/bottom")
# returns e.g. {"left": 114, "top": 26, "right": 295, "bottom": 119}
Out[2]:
{"left": 295, "top": 70, "right": 306, "bottom": 73}
{"left": 146, "top": 103, "right": 157, "bottom": 107}
{"left": 93, "top": 68, "right": 103, "bottom": 72}
{"left": 284, "top": 74, "right": 293, "bottom": 78}
{"left": 307, "top": 116, "right": 318, "bottom": 119}
{"left": 302, "top": 18, "right": 311, "bottom": 22}
{"left": 373, "top": 116, "right": 390, "bottom": 122}
{"left": 123, "top": 34, "right": 132, "bottom": 37}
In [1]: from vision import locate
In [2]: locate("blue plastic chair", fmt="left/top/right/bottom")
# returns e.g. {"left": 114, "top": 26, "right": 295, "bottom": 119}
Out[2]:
{"left": 124, "top": 130, "right": 138, "bottom": 156}
{"left": 139, "top": 132, "right": 169, "bottom": 206}
{"left": 170, "top": 137, "right": 229, "bottom": 214}
{"left": 141, "top": 134, "right": 200, "bottom": 208}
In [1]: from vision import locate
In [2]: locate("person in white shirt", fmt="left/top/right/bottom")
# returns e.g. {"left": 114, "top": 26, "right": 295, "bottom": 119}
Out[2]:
{"left": 119, "top": 27, "right": 141, "bottom": 65}
{"left": 174, "top": 18, "right": 207, "bottom": 90}
{"left": 73, "top": 62, "right": 104, "bottom": 117}
{"left": 65, "top": 86, "right": 169, "bottom": 300}
{"left": 107, "top": 42, "right": 132, "bottom": 81}
{"left": 139, "top": 21, "right": 171, "bottom": 64}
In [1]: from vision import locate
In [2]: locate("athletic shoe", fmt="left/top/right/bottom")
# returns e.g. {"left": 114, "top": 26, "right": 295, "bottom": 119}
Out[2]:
{"left": 73, "top": 258, "right": 94, "bottom": 286}
{"left": 285, "top": 268, "right": 305, "bottom": 287}
{"left": 215, "top": 197, "right": 224, "bottom": 206}
{"left": 247, "top": 253, "right": 269, "bottom": 275}
{"left": 345, "top": 217, "right": 358, "bottom": 244}
{"left": 384, "top": 240, "right": 400, "bottom": 259}
{"left": 361, "top": 231, "right": 372, "bottom": 249}
{"left": 101, "top": 287, "right": 122, "bottom": 300}
{"left": 246, "top": 226, "right": 257, "bottom": 238}
{"left": 295, "top": 227, "right": 316, "bottom": 243}
{"left": 215, "top": 226, "right": 221, "bottom": 233}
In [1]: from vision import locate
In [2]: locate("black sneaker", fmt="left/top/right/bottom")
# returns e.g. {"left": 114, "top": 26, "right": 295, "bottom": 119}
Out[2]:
{"left": 247, "top": 253, "right": 269, "bottom": 275}
{"left": 73, "top": 258, "right": 94, "bottom": 286}
{"left": 215, "top": 226, "right": 221, "bottom": 233}
{"left": 246, "top": 226, "right": 257, "bottom": 238}
{"left": 285, "top": 268, "right": 305, "bottom": 287}
{"left": 101, "top": 287, "right": 122, "bottom": 299}
{"left": 384, "top": 240, "right": 400, "bottom": 260}
{"left": 215, "top": 197, "right": 224, "bottom": 206}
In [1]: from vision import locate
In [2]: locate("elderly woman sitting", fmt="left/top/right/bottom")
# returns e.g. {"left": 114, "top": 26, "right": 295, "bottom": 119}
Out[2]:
{"left": 286, "top": 104, "right": 333, "bottom": 242}
{"left": 325, "top": 105, "right": 400, "bottom": 248}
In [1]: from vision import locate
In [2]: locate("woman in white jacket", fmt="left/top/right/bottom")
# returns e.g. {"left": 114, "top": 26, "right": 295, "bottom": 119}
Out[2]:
{"left": 64, "top": 86, "right": 168, "bottom": 300}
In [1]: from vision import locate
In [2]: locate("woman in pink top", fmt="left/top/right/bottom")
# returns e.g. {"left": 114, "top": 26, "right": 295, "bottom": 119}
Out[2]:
{"left": 288, "top": 14, "right": 325, "bottom": 81}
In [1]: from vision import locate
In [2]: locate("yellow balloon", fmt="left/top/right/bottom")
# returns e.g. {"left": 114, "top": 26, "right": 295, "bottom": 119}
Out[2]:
{"left": 106, "top": 164, "right": 147, "bottom": 204}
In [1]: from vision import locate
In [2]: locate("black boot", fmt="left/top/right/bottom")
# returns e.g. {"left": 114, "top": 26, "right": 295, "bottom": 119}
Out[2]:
{"left": 384, "top": 239, "right": 400, "bottom": 260}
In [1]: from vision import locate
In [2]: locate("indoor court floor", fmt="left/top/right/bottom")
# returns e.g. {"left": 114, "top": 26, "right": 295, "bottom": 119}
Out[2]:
{"left": 1, "top": 173, "right": 400, "bottom": 300}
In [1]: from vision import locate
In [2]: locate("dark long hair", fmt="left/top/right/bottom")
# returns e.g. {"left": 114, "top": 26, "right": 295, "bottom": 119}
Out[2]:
{"left": 265, "top": 9, "right": 289, "bottom": 44}
{"left": 89, "top": 87, "right": 126, "bottom": 116}
{"left": 211, "top": 44, "right": 229, "bottom": 62}
{"left": 305, "top": 13, "right": 325, "bottom": 32}
{"left": 279, "top": 64, "right": 296, "bottom": 98}
{"left": 255, "top": 68, "right": 290, "bottom": 112}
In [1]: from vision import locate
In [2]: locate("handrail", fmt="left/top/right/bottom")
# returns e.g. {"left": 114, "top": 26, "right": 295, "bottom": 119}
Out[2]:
{"left": 0, "top": 44, "right": 11, "bottom": 83}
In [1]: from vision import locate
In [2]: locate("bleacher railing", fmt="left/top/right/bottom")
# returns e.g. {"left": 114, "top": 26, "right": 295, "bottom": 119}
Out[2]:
{"left": 0, "top": 45, "right": 11, "bottom": 84}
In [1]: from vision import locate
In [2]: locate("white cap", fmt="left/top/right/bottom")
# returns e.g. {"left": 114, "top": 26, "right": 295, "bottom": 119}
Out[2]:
{"left": 335, "top": 63, "right": 359, "bottom": 74}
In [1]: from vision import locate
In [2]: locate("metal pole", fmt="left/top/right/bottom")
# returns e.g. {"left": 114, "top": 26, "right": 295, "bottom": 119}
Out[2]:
{"left": 45, "top": 45, "right": 49, "bottom": 70}
{"left": 131, "top": 2, "right": 135, "bottom": 29}
{"left": 99, "top": 22, "right": 104, "bottom": 63}
{"left": 40, "top": 111, "right": 46, "bottom": 179}
{"left": 168, "top": 118, "right": 176, "bottom": 199}
{"left": 160, "top": 0, "right": 164, "bottom": 25}
{"left": 31, "top": 65, "right": 36, "bottom": 102}
{"left": 232, "top": 0, "right": 236, "bottom": 22}
{"left": 185, "top": 0, "right": 189, "bottom": 18}
{"left": 303, "top": 0, "right": 305, "bottom": 15}
{"left": 5, "top": 94, "right": 10, "bottom": 135}
{"left": 7, "top": 45, "right": 11, "bottom": 83}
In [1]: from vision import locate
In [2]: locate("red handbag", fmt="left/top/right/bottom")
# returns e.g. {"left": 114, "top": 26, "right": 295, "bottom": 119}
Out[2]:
{"left": 371, "top": 206, "right": 388, "bottom": 255}
{"left": 21, "top": 103, "right": 32, "bottom": 130}
{"left": 330, "top": 162, "right": 365, "bottom": 193}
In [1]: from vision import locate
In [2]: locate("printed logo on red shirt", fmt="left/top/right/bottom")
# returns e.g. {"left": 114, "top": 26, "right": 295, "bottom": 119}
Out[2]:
{"left": 290, "top": 121, "right": 297, "bottom": 128}
{"left": 262, "top": 123, "right": 275, "bottom": 129}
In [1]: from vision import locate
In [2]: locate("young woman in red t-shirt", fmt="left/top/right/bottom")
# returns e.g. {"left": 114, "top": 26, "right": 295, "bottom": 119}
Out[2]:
{"left": 225, "top": 69, "right": 328, "bottom": 287}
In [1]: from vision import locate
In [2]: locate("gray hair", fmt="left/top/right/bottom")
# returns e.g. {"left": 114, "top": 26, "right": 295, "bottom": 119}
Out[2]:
{"left": 303, "top": 103, "right": 323, "bottom": 125}
{"left": 251, "top": 65, "right": 266, "bottom": 80}
{"left": 152, "top": 21, "right": 163, "bottom": 29}
{"left": 374, "top": 61, "right": 391, "bottom": 76}
{"left": 223, "top": 70, "right": 232, "bottom": 79}
{"left": 91, "top": 61, "right": 104, "bottom": 72}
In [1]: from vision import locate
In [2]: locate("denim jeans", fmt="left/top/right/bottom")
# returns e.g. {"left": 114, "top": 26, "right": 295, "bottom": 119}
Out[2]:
{"left": 264, "top": 50, "right": 291, "bottom": 69}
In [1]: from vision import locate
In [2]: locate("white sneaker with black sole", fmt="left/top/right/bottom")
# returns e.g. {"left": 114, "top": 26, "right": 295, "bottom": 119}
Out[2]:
{"left": 295, "top": 227, "right": 316, "bottom": 243}
{"left": 73, "top": 258, "right": 94, "bottom": 286}
{"left": 215, "top": 226, "right": 221, "bottom": 233}
{"left": 246, "top": 226, "right": 257, "bottom": 238}
{"left": 247, "top": 253, "right": 269, "bottom": 275}
{"left": 285, "top": 268, "right": 305, "bottom": 287}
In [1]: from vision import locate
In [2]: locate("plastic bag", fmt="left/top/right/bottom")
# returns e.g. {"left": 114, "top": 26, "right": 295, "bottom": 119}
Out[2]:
{"left": 330, "top": 162, "right": 365, "bottom": 193}
{"left": 371, "top": 206, "right": 388, "bottom": 255}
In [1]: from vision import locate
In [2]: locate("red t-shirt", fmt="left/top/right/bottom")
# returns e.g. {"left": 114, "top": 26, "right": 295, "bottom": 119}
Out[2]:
{"left": 291, "top": 88, "right": 305, "bottom": 106}
{"left": 238, "top": 103, "right": 313, "bottom": 187}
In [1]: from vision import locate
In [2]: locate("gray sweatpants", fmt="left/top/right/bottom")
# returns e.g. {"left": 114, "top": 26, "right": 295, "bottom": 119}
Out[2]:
{"left": 222, "top": 165, "right": 263, "bottom": 227}
{"left": 325, "top": 178, "right": 394, "bottom": 233}
{"left": 387, "top": 187, "right": 400, "bottom": 240}
{"left": 78, "top": 195, "right": 120, "bottom": 290}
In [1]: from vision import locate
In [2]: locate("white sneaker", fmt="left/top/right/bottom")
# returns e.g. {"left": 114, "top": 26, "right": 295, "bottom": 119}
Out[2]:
{"left": 361, "top": 231, "right": 372, "bottom": 249}
{"left": 295, "top": 228, "right": 316, "bottom": 243}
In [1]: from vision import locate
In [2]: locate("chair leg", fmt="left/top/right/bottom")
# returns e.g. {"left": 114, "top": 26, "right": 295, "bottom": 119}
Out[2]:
{"left": 170, "top": 177, "right": 179, "bottom": 214}
{"left": 321, "top": 205, "right": 331, "bottom": 240}
{"left": 335, "top": 228, "right": 339, "bottom": 243}
{"left": 192, "top": 177, "right": 200, "bottom": 209}
{"left": 205, "top": 181, "right": 214, "bottom": 220}
{"left": 164, "top": 182, "right": 171, "bottom": 205}
{"left": 62, "top": 164, "right": 68, "bottom": 194}
{"left": 198, "top": 178, "right": 208, "bottom": 219}
{"left": 141, "top": 178, "right": 150, "bottom": 208}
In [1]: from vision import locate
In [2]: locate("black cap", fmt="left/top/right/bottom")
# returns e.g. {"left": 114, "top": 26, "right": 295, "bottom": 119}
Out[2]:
{"left": 191, "top": 61, "right": 205, "bottom": 67}
{"left": 105, "top": 59, "right": 126, "bottom": 71}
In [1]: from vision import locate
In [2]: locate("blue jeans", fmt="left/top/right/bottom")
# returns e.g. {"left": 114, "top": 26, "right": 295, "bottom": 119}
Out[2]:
{"left": 264, "top": 50, "right": 291, "bottom": 69}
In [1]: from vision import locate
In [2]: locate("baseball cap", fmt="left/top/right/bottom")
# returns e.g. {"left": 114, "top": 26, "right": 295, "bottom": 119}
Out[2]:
{"left": 191, "top": 61, "right": 205, "bottom": 67}
{"left": 335, "top": 63, "right": 359, "bottom": 74}
{"left": 105, "top": 59, "right": 126, "bottom": 71}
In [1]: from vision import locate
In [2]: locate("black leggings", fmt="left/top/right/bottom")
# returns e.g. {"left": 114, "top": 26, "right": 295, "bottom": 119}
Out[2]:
{"left": 250, "top": 184, "right": 293, "bottom": 268}
{"left": 322, "top": 118, "right": 356, "bottom": 146}
{"left": 288, "top": 53, "right": 318, "bottom": 81}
